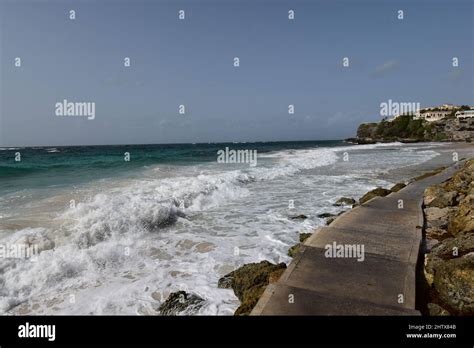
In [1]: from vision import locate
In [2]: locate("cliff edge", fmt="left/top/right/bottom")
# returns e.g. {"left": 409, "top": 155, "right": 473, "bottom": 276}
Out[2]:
{"left": 353, "top": 115, "right": 474, "bottom": 144}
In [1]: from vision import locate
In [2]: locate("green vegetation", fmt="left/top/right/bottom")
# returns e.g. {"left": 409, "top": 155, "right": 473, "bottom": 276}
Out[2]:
{"left": 356, "top": 115, "right": 450, "bottom": 142}
{"left": 373, "top": 115, "right": 427, "bottom": 140}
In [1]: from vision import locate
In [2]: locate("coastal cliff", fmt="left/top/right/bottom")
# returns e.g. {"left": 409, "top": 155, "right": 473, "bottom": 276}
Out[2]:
{"left": 353, "top": 115, "right": 474, "bottom": 144}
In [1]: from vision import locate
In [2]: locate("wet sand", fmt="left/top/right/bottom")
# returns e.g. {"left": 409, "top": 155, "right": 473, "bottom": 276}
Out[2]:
{"left": 384, "top": 142, "right": 474, "bottom": 182}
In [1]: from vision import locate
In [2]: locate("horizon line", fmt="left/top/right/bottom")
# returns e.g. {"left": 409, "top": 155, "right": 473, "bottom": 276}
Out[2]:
{"left": 0, "top": 138, "right": 350, "bottom": 149}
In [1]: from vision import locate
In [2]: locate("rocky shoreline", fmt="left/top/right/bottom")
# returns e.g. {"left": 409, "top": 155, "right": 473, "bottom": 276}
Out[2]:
{"left": 157, "top": 159, "right": 473, "bottom": 316}
{"left": 421, "top": 159, "right": 474, "bottom": 315}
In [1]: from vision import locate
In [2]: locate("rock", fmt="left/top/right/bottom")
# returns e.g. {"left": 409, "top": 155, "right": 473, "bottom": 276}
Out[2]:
{"left": 299, "top": 233, "right": 312, "bottom": 243}
{"left": 158, "top": 291, "right": 205, "bottom": 315}
{"left": 433, "top": 253, "right": 474, "bottom": 315}
{"left": 429, "top": 233, "right": 474, "bottom": 261}
{"left": 422, "top": 238, "right": 440, "bottom": 254}
{"left": 425, "top": 207, "right": 452, "bottom": 227}
{"left": 442, "top": 160, "right": 474, "bottom": 194}
{"left": 423, "top": 159, "right": 474, "bottom": 315}
{"left": 425, "top": 207, "right": 454, "bottom": 230}
{"left": 456, "top": 194, "right": 466, "bottom": 205}
{"left": 448, "top": 193, "right": 474, "bottom": 236}
{"left": 288, "top": 233, "right": 315, "bottom": 257}
{"left": 390, "top": 182, "right": 406, "bottom": 192}
{"left": 233, "top": 286, "right": 264, "bottom": 316}
{"left": 317, "top": 213, "right": 336, "bottom": 218}
{"left": 268, "top": 268, "right": 286, "bottom": 284}
{"left": 319, "top": 211, "right": 346, "bottom": 225}
{"left": 289, "top": 214, "right": 308, "bottom": 220}
{"left": 359, "top": 187, "right": 391, "bottom": 204}
{"left": 427, "top": 303, "right": 451, "bottom": 316}
{"left": 218, "top": 261, "right": 286, "bottom": 315}
{"left": 288, "top": 244, "right": 301, "bottom": 258}
{"left": 424, "top": 232, "right": 474, "bottom": 287}
{"left": 423, "top": 185, "right": 457, "bottom": 208}
{"left": 355, "top": 116, "right": 474, "bottom": 144}
{"left": 333, "top": 197, "right": 356, "bottom": 206}
{"left": 425, "top": 227, "right": 450, "bottom": 241}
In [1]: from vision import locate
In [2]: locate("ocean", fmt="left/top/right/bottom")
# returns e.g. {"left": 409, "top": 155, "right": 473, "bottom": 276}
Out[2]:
{"left": 0, "top": 141, "right": 444, "bottom": 314}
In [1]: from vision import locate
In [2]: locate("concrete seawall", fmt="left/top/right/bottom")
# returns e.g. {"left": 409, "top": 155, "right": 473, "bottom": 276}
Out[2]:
{"left": 251, "top": 164, "right": 462, "bottom": 315}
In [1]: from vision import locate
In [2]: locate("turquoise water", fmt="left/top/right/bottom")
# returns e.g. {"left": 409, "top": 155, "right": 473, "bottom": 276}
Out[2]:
{"left": 0, "top": 141, "right": 344, "bottom": 193}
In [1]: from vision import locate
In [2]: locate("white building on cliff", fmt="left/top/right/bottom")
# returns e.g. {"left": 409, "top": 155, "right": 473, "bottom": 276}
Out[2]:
{"left": 455, "top": 110, "right": 474, "bottom": 119}
{"left": 414, "top": 110, "right": 451, "bottom": 122}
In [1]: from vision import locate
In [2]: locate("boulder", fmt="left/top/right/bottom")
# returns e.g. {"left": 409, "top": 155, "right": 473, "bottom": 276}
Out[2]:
{"left": 289, "top": 214, "right": 308, "bottom": 220}
{"left": 425, "top": 207, "right": 454, "bottom": 230}
{"left": 425, "top": 232, "right": 474, "bottom": 286}
{"left": 427, "top": 233, "right": 474, "bottom": 263}
{"left": 288, "top": 234, "right": 312, "bottom": 258}
{"left": 425, "top": 227, "right": 450, "bottom": 241}
{"left": 423, "top": 158, "right": 474, "bottom": 315}
{"left": 425, "top": 207, "right": 452, "bottom": 226}
{"left": 158, "top": 291, "right": 204, "bottom": 315}
{"left": 268, "top": 268, "right": 286, "bottom": 284}
{"left": 359, "top": 187, "right": 391, "bottom": 204}
{"left": 390, "top": 182, "right": 406, "bottom": 192}
{"left": 288, "top": 244, "right": 301, "bottom": 258}
{"left": 218, "top": 261, "right": 286, "bottom": 315}
{"left": 448, "top": 194, "right": 474, "bottom": 236}
{"left": 441, "top": 160, "right": 474, "bottom": 194}
{"left": 319, "top": 211, "right": 346, "bottom": 225}
{"left": 333, "top": 197, "right": 356, "bottom": 206}
{"left": 317, "top": 213, "right": 336, "bottom": 219}
{"left": 299, "top": 233, "right": 312, "bottom": 243}
{"left": 423, "top": 185, "right": 457, "bottom": 208}
{"left": 427, "top": 303, "right": 451, "bottom": 316}
{"left": 433, "top": 253, "right": 474, "bottom": 315}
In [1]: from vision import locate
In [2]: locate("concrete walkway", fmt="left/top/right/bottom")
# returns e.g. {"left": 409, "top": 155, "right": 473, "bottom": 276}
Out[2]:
{"left": 251, "top": 164, "right": 461, "bottom": 315}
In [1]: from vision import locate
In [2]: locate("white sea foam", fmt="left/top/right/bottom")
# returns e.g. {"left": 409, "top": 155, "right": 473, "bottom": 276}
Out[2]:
{"left": 0, "top": 142, "right": 442, "bottom": 315}
{"left": 46, "top": 148, "right": 60, "bottom": 153}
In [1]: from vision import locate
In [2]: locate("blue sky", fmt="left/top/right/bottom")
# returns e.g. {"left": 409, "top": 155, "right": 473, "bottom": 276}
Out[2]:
{"left": 1, "top": 0, "right": 473, "bottom": 146}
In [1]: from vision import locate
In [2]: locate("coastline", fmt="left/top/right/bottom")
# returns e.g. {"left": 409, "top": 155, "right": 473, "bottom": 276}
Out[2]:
{"left": 3, "top": 141, "right": 473, "bottom": 315}
{"left": 212, "top": 142, "right": 474, "bottom": 315}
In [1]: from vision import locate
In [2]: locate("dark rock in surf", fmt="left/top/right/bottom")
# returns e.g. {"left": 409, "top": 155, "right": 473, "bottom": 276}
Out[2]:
{"left": 158, "top": 291, "right": 204, "bottom": 315}
{"left": 333, "top": 197, "right": 356, "bottom": 206}
{"left": 218, "top": 261, "right": 286, "bottom": 315}
{"left": 317, "top": 213, "right": 336, "bottom": 218}
{"left": 359, "top": 187, "right": 391, "bottom": 204}
{"left": 288, "top": 233, "right": 312, "bottom": 258}
{"left": 390, "top": 182, "right": 406, "bottom": 192}
{"left": 289, "top": 214, "right": 308, "bottom": 220}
